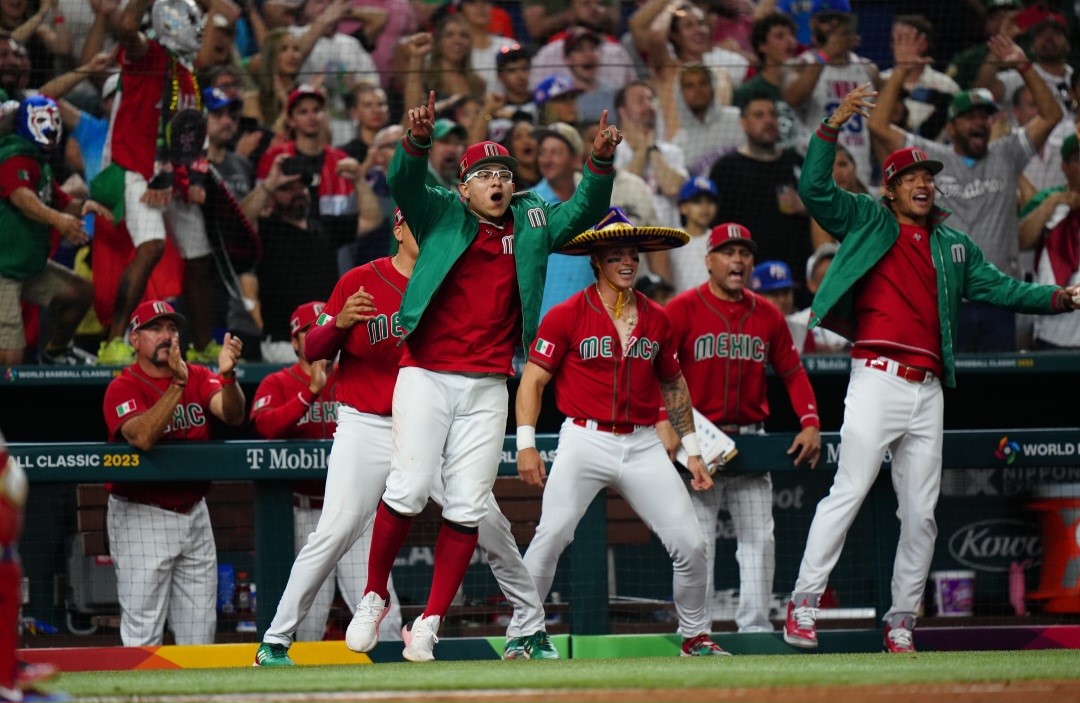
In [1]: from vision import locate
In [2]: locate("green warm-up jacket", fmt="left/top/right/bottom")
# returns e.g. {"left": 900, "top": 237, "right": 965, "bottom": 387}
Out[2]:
{"left": 800, "top": 121, "right": 1074, "bottom": 388}
{"left": 389, "top": 133, "right": 615, "bottom": 353}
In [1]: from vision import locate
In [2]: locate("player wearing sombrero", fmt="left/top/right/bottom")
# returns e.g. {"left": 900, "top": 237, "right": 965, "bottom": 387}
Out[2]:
{"left": 515, "top": 207, "right": 729, "bottom": 657}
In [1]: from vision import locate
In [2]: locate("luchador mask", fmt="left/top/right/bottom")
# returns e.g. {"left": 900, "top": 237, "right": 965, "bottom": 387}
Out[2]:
{"left": 15, "top": 95, "right": 61, "bottom": 151}
{"left": 151, "top": 0, "right": 205, "bottom": 62}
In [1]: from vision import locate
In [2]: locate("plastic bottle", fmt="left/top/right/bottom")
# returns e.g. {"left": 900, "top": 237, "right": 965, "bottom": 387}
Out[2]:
{"left": 1009, "top": 560, "right": 1029, "bottom": 616}
{"left": 217, "top": 564, "right": 235, "bottom": 614}
{"left": 235, "top": 571, "right": 252, "bottom": 614}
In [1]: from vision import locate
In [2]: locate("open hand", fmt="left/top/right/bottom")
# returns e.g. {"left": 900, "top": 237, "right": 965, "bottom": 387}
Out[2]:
{"left": 825, "top": 83, "right": 876, "bottom": 129}
{"left": 336, "top": 287, "right": 376, "bottom": 329}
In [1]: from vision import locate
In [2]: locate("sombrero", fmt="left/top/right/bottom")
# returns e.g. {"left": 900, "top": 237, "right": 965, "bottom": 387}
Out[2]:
{"left": 559, "top": 207, "right": 690, "bottom": 256}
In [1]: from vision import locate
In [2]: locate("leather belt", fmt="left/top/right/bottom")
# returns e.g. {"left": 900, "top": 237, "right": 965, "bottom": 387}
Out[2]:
{"left": 293, "top": 494, "right": 324, "bottom": 510}
{"left": 572, "top": 418, "right": 649, "bottom": 435}
{"left": 864, "top": 356, "right": 935, "bottom": 384}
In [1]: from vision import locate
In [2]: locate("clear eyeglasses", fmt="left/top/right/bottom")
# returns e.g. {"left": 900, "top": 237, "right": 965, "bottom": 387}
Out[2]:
{"left": 465, "top": 169, "right": 514, "bottom": 183}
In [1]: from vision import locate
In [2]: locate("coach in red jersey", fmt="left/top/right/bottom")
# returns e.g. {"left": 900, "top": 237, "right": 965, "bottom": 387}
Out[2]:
{"left": 516, "top": 208, "right": 730, "bottom": 657}
{"left": 662, "top": 222, "right": 821, "bottom": 634}
{"left": 101, "top": 300, "right": 245, "bottom": 647}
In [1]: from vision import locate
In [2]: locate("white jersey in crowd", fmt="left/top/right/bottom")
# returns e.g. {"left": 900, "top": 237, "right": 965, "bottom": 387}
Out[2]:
{"left": 879, "top": 64, "right": 960, "bottom": 138}
{"left": 289, "top": 27, "right": 378, "bottom": 145}
{"left": 1033, "top": 203, "right": 1080, "bottom": 348}
{"left": 667, "top": 232, "right": 711, "bottom": 294}
{"left": 790, "top": 50, "right": 876, "bottom": 188}
{"left": 472, "top": 37, "right": 519, "bottom": 93}
{"left": 613, "top": 141, "right": 689, "bottom": 228}
{"left": 673, "top": 100, "right": 744, "bottom": 178}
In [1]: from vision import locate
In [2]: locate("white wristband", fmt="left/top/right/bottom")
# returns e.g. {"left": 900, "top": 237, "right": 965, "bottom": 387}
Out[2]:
{"left": 682, "top": 432, "right": 701, "bottom": 458}
{"left": 516, "top": 425, "right": 536, "bottom": 451}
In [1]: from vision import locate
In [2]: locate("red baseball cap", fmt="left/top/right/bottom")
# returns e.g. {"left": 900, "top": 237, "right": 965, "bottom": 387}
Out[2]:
{"left": 286, "top": 84, "right": 326, "bottom": 115}
{"left": 708, "top": 222, "right": 757, "bottom": 253}
{"left": 290, "top": 301, "right": 326, "bottom": 337}
{"left": 882, "top": 146, "right": 943, "bottom": 185}
{"left": 130, "top": 300, "right": 184, "bottom": 332}
{"left": 458, "top": 141, "right": 518, "bottom": 181}
{"left": 394, "top": 207, "right": 404, "bottom": 226}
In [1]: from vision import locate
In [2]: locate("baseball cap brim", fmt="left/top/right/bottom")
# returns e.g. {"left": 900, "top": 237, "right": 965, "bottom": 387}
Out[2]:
{"left": 132, "top": 310, "right": 185, "bottom": 332}
{"left": 709, "top": 237, "right": 757, "bottom": 254}
{"left": 888, "top": 159, "right": 944, "bottom": 183}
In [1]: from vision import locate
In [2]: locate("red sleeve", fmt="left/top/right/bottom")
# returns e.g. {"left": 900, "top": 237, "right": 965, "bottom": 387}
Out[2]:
{"left": 257, "top": 143, "right": 289, "bottom": 180}
{"left": 0, "top": 155, "right": 41, "bottom": 197}
{"left": 767, "top": 310, "right": 821, "bottom": 429}
{"left": 188, "top": 365, "right": 222, "bottom": 408}
{"left": 250, "top": 373, "right": 316, "bottom": 439}
{"left": 528, "top": 302, "right": 572, "bottom": 372}
{"left": 51, "top": 180, "right": 72, "bottom": 211}
{"left": 652, "top": 306, "right": 682, "bottom": 382}
{"left": 102, "top": 374, "right": 146, "bottom": 441}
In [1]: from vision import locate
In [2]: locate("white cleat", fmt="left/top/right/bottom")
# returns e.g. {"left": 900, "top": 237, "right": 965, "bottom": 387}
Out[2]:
{"left": 346, "top": 591, "right": 388, "bottom": 653}
{"left": 401, "top": 614, "right": 441, "bottom": 662}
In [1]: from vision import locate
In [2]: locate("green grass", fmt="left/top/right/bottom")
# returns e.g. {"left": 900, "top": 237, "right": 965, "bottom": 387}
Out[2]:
{"left": 53, "top": 650, "right": 1080, "bottom": 697}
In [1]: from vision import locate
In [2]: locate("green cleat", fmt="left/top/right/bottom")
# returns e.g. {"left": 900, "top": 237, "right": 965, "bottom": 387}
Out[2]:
{"left": 523, "top": 631, "right": 559, "bottom": 659}
{"left": 96, "top": 337, "right": 135, "bottom": 366}
{"left": 253, "top": 642, "right": 295, "bottom": 667}
{"left": 502, "top": 636, "right": 527, "bottom": 660}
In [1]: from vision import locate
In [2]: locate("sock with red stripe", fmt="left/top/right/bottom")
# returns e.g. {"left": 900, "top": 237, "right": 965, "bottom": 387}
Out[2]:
{"left": 424, "top": 520, "right": 479, "bottom": 618}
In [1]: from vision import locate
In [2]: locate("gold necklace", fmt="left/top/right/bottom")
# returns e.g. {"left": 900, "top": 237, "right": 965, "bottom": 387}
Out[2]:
{"left": 595, "top": 282, "right": 636, "bottom": 324}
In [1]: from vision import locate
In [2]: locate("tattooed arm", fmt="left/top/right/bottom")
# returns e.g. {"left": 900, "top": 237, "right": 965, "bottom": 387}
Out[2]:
{"left": 660, "top": 375, "right": 713, "bottom": 491}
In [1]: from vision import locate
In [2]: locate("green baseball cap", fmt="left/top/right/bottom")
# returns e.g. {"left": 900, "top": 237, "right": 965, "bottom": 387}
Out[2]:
{"left": 431, "top": 118, "right": 466, "bottom": 141}
{"left": 947, "top": 88, "right": 1000, "bottom": 121}
{"left": 1061, "top": 133, "right": 1079, "bottom": 159}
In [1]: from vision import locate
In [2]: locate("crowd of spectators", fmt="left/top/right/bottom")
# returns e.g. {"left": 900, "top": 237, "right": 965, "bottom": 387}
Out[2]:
{"left": 4, "top": 0, "right": 1080, "bottom": 365}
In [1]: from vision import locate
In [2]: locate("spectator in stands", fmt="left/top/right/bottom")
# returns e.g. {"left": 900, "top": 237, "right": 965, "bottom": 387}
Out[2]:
{"left": 978, "top": 9, "right": 1073, "bottom": 110}
{"left": 774, "top": 0, "right": 850, "bottom": 48}
{"left": 40, "top": 53, "right": 114, "bottom": 191}
{"left": 102, "top": 300, "right": 244, "bottom": 646}
{"left": 1019, "top": 131, "right": 1080, "bottom": 348}
{"left": 488, "top": 44, "right": 538, "bottom": 130}
{"left": 947, "top": 0, "right": 1022, "bottom": 91}
{"left": 419, "top": 118, "right": 467, "bottom": 189}
{"left": 94, "top": 0, "right": 219, "bottom": 366}
{"left": 708, "top": 95, "right": 812, "bottom": 306}
{"left": 0, "top": 0, "right": 67, "bottom": 88}
{"left": 0, "top": 95, "right": 109, "bottom": 365}
{"left": 243, "top": 28, "right": 304, "bottom": 130}
{"left": 870, "top": 33, "right": 1063, "bottom": 352}
{"left": 784, "top": 8, "right": 879, "bottom": 189}
{"left": 338, "top": 82, "right": 390, "bottom": 164}
{"left": 614, "top": 80, "right": 689, "bottom": 228}
{"left": 0, "top": 36, "right": 26, "bottom": 102}
{"left": 453, "top": 0, "right": 517, "bottom": 91}
{"left": 522, "top": 0, "right": 621, "bottom": 45}
{"left": 530, "top": 21, "right": 636, "bottom": 94}
{"left": 500, "top": 117, "right": 541, "bottom": 189}
{"left": 420, "top": 15, "right": 485, "bottom": 102}
{"left": 533, "top": 122, "right": 591, "bottom": 320}
{"left": 879, "top": 15, "right": 960, "bottom": 140}
{"left": 533, "top": 73, "right": 583, "bottom": 126}
{"left": 563, "top": 27, "right": 617, "bottom": 125}
{"left": 631, "top": 0, "right": 750, "bottom": 106}
{"left": 658, "top": 63, "right": 743, "bottom": 178}
{"left": 669, "top": 176, "right": 719, "bottom": 294}
{"left": 290, "top": 0, "right": 379, "bottom": 145}
{"left": 734, "top": 12, "right": 801, "bottom": 151}
{"left": 250, "top": 301, "right": 403, "bottom": 650}
{"left": 348, "top": 0, "right": 417, "bottom": 89}
{"left": 790, "top": 241, "right": 850, "bottom": 354}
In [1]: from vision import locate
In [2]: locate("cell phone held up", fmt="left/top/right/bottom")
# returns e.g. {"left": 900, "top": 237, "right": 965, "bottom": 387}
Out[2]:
{"left": 281, "top": 156, "right": 314, "bottom": 184}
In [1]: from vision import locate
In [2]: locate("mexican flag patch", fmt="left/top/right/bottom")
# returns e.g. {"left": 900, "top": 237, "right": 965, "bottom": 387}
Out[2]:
{"left": 535, "top": 339, "right": 555, "bottom": 357}
{"left": 316, "top": 313, "right": 333, "bottom": 326}
{"left": 115, "top": 400, "right": 136, "bottom": 417}
{"left": 253, "top": 395, "right": 271, "bottom": 411}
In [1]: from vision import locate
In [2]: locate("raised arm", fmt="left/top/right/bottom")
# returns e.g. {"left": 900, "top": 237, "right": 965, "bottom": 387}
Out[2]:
{"left": 208, "top": 334, "right": 246, "bottom": 426}
{"left": 113, "top": 0, "right": 152, "bottom": 61}
{"left": 119, "top": 340, "right": 189, "bottom": 450}
{"left": 987, "top": 35, "right": 1064, "bottom": 151}
{"left": 868, "top": 27, "right": 921, "bottom": 156}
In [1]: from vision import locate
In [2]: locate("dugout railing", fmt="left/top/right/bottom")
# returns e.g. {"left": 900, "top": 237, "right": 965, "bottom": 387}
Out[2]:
{"left": 9, "top": 426, "right": 1080, "bottom": 641}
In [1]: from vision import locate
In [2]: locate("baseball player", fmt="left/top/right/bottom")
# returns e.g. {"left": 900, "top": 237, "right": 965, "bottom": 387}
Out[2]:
{"left": 344, "top": 91, "right": 618, "bottom": 663}
{"left": 0, "top": 429, "right": 65, "bottom": 703}
{"left": 102, "top": 300, "right": 245, "bottom": 646}
{"left": 256, "top": 212, "right": 558, "bottom": 666}
{"left": 250, "top": 301, "right": 403, "bottom": 662}
{"left": 785, "top": 85, "right": 1080, "bottom": 654}
{"left": 516, "top": 208, "right": 728, "bottom": 657}
{"left": 662, "top": 224, "right": 821, "bottom": 634}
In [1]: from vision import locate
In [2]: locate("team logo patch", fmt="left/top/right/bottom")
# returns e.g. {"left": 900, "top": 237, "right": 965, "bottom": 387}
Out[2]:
{"left": 535, "top": 339, "right": 555, "bottom": 357}
{"left": 115, "top": 400, "right": 137, "bottom": 417}
{"left": 253, "top": 395, "right": 271, "bottom": 411}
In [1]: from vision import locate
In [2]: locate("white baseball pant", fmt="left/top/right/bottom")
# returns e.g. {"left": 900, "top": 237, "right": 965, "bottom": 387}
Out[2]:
{"left": 291, "top": 503, "right": 402, "bottom": 642}
{"left": 793, "top": 359, "right": 943, "bottom": 621}
{"left": 265, "top": 409, "right": 401, "bottom": 647}
{"left": 524, "top": 419, "right": 710, "bottom": 639}
{"left": 384, "top": 367, "right": 508, "bottom": 527}
{"left": 107, "top": 496, "right": 216, "bottom": 646}
{"left": 689, "top": 472, "right": 775, "bottom": 632}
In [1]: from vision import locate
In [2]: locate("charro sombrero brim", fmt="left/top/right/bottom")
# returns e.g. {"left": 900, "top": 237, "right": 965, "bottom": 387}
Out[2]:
{"left": 559, "top": 207, "right": 690, "bottom": 256}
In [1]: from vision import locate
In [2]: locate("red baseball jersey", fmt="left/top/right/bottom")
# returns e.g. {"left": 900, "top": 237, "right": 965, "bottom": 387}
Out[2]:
{"left": 0, "top": 429, "right": 17, "bottom": 547}
{"left": 102, "top": 363, "right": 223, "bottom": 511}
{"left": 108, "top": 42, "right": 199, "bottom": 179}
{"left": 666, "top": 285, "right": 820, "bottom": 428}
{"left": 305, "top": 256, "right": 408, "bottom": 415}
{"left": 528, "top": 288, "right": 682, "bottom": 426}
{"left": 402, "top": 219, "right": 520, "bottom": 375}
{"left": 250, "top": 363, "right": 339, "bottom": 440}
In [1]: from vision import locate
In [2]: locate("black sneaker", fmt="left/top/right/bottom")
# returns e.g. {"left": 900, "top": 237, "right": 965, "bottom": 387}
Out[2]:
{"left": 39, "top": 344, "right": 97, "bottom": 365}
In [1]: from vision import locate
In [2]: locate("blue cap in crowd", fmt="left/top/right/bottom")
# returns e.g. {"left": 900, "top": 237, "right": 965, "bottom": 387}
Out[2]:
{"left": 533, "top": 74, "right": 583, "bottom": 106}
{"left": 678, "top": 176, "right": 718, "bottom": 203}
{"left": 750, "top": 261, "right": 794, "bottom": 292}
{"left": 203, "top": 86, "right": 240, "bottom": 113}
